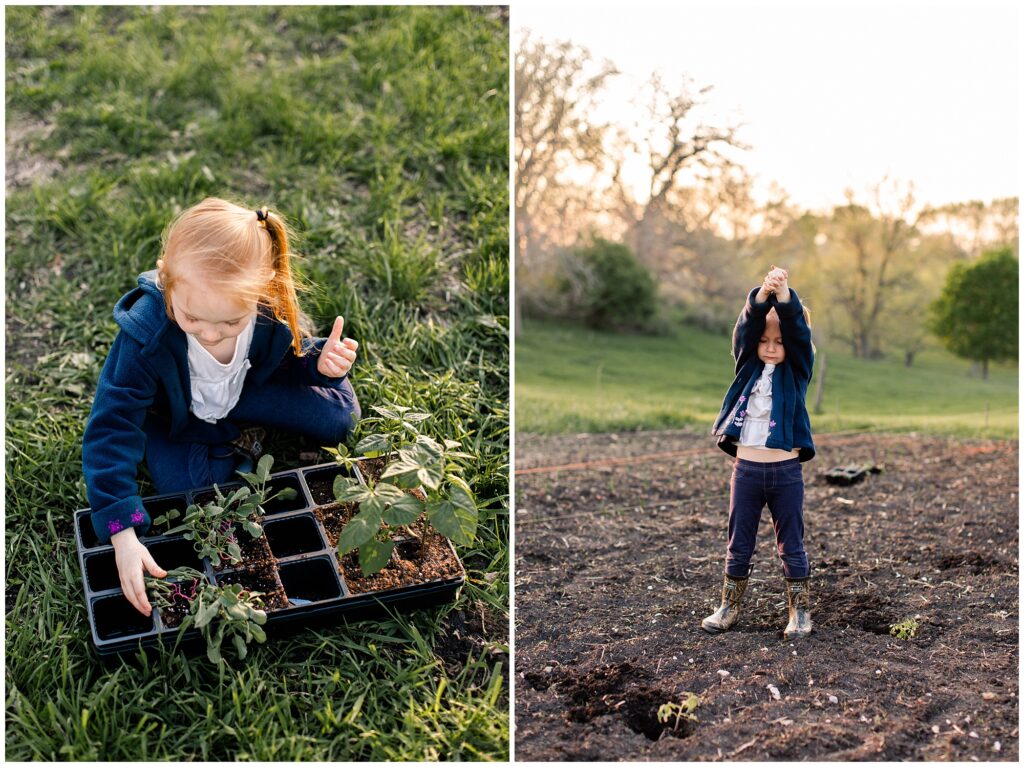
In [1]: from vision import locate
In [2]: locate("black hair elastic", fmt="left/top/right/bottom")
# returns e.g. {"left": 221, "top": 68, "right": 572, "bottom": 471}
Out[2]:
{"left": 255, "top": 208, "right": 269, "bottom": 222}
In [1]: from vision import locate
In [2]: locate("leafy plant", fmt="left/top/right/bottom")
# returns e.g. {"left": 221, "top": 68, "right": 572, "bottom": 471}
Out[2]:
{"left": 351, "top": 404, "right": 431, "bottom": 457}
{"left": 657, "top": 693, "right": 700, "bottom": 732}
{"left": 332, "top": 410, "right": 478, "bottom": 576}
{"left": 144, "top": 567, "right": 267, "bottom": 664}
{"left": 889, "top": 617, "right": 920, "bottom": 640}
{"left": 181, "top": 581, "right": 269, "bottom": 664}
{"left": 144, "top": 566, "right": 206, "bottom": 615}
{"left": 152, "top": 454, "right": 296, "bottom": 566}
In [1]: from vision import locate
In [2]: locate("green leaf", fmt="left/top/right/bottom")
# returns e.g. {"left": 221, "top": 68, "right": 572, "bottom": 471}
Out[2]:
{"left": 194, "top": 601, "right": 219, "bottom": 629}
{"left": 256, "top": 454, "right": 274, "bottom": 483}
{"left": 236, "top": 471, "right": 260, "bottom": 486}
{"left": 382, "top": 493, "right": 424, "bottom": 526}
{"left": 225, "top": 487, "right": 251, "bottom": 506}
{"left": 337, "top": 505, "right": 384, "bottom": 553}
{"left": 359, "top": 537, "right": 395, "bottom": 575}
{"left": 355, "top": 433, "right": 389, "bottom": 456}
{"left": 233, "top": 634, "right": 247, "bottom": 658}
{"left": 333, "top": 475, "right": 361, "bottom": 501}
{"left": 242, "top": 521, "right": 263, "bottom": 539}
{"left": 382, "top": 442, "right": 443, "bottom": 490}
{"left": 251, "top": 623, "right": 267, "bottom": 642}
{"left": 426, "top": 478, "right": 478, "bottom": 545}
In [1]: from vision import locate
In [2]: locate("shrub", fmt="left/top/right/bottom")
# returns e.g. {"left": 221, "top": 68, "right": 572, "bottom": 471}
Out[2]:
{"left": 561, "top": 238, "right": 658, "bottom": 331}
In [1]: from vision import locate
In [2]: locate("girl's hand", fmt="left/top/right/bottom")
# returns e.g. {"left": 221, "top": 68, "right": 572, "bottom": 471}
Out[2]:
{"left": 111, "top": 527, "right": 167, "bottom": 616}
{"left": 764, "top": 265, "right": 789, "bottom": 293}
{"left": 318, "top": 316, "right": 359, "bottom": 378}
{"left": 766, "top": 265, "right": 791, "bottom": 302}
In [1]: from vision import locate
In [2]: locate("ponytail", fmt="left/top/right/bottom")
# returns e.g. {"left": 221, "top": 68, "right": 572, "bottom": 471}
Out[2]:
{"left": 257, "top": 208, "right": 311, "bottom": 357}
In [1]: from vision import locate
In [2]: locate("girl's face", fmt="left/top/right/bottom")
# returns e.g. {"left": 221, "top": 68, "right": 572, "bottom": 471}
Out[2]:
{"left": 169, "top": 276, "right": 256, "bottom": 349}
{"left": 758, "top": 314, "right": 785, "bottom": 364}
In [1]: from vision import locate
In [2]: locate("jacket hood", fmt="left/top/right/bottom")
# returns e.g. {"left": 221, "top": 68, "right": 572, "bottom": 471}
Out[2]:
{"left": 113, "top": 270, "right": 173, "bottom": 349}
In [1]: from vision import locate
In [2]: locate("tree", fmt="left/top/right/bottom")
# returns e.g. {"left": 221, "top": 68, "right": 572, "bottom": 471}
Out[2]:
{"left": 819, "top": 179, "right": 922, "bottom": 358}
{"left": 919, "top": 198, "right": 1019, "bottom": 259}
{"left": 929, "top": 247, "right": 1018, "bottom": 379}
{"left": 608, "top": 73, "right": 746, "bottom": 276}
{"left": 560, "top": 238, "right": 657, "bottom": 331}
{"left": 514, "top": 31, "right": 618, "bottom": 334}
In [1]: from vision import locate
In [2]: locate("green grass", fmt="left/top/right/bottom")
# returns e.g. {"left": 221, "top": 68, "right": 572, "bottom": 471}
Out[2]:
{"left": 6, "top": 6, "right": 508, "bottom": 760}
{"left": 516, "top": 319, "right": 1017, "bottom": 439}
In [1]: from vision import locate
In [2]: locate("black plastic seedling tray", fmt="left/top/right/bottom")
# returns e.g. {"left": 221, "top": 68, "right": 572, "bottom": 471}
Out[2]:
{"left": 75, "top": 461, "right": 466, "bottom": 656}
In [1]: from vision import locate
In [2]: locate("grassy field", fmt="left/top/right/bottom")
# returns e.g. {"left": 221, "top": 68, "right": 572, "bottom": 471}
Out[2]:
{"left": 516, "top": 319, "right": 1017, "bottom": 439}
{"left": 6, "top": 6, "right": 508, "bottom": 760}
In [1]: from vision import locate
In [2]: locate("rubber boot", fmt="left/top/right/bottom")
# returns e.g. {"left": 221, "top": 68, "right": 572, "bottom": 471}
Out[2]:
{"left": 784, "top": 576, "right": 813, "bottom": 639}
{"left": 701, "top": 573, "right": 749, "bottom": 634}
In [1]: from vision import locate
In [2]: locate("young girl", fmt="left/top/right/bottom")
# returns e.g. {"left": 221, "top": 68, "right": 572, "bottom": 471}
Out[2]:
{"left": 82, "top": 197, "right": 361, "bottom": 617}
{"left": 703, "top": 266, "right": 815, "bottom": 639}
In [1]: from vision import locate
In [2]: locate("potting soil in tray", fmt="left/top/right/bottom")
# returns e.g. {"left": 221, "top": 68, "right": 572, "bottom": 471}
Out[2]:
{"left": 75, "top": 461, "right": 466, "bottom": 656}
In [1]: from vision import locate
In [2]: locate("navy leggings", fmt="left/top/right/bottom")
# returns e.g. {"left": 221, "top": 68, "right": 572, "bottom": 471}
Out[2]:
{"left": 144, "top": 378, "right": 360, "bottom": 494}
{"left": 724, "top": 457, "right": 810, "bottom": 579}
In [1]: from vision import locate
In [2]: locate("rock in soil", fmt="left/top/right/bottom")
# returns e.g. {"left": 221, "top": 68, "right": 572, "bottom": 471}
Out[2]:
{"left": 514, "top": 429, "right": 1018, "bottom": 761}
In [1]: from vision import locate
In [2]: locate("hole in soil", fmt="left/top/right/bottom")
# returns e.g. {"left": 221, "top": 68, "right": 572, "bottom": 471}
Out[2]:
{"left": 92, "top": 594, "right": 155, "bottom": 640}
{"left": 279, "top": 558, "right": 342, "bottom": 604}
{"left": 303, "top": 466, "right": 353, "bottom": 505}
{"left": 396, "top": 537, "right": 422, "bottom": 560}
{"left": 146, "top": 537, "right": 202, "bottom": 571}
{"left": 215, "top": 564, "right": 289, "bottom": 610}
{"left": 261, "top": 474, "right": 307, "bottom": 514}
{"left": 816, "top": 588, "right": 894, "bottom": 635}
{"left": 84, "top": 551, "right": 120, "bottom": 592}
{"left": 619, "top": 688, "right": 697, "bottom": 741}
{"left": 77, "top": 513, "right": 99, "bottom": 549}
{"left": 557, "top": 663, "right": 694, "bottom": 741}
{"left": 935, "top": 550, "right": 1005, "bottom": 575}
{"left": 264, "top": 515, "right": 325, "bottom": 558}
{"left": 355, "top": 456, "right": 387, "bottom": 485}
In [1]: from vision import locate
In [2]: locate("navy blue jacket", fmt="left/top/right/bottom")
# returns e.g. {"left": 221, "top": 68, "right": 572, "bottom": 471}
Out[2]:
{"left": 83, "top": 271, "right": 346, "bottom": 544}
{"left": 711, "top": 287, "right": 816, "bottom": 462}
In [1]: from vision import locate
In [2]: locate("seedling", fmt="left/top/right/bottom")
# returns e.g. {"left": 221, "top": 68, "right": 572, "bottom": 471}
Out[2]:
{"left": 153, "top": 455, "right": 297, "bottom": 566}
{"left": 182, "top": 581, "right": 268, "bottom": 664}
{"left": 332, "top": 413, "right": 478, "bottom": 575}
{"left": 657, "top": 692, "right": 700, "bottom": 732}
{"left": 351, "top": 403, "right": 431, "bottom": 457}
{"left": 889, "top": 617, "right": 920, "bottom": 640}
{"left": 145, "top": 566, "right": 206, "bottom": 615}
{"left": 144, "top": 566, "right": 266, "bottom": 663}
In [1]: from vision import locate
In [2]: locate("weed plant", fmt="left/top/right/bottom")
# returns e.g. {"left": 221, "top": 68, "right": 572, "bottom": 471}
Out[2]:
{"left": 5, "top": 6, "right": 508, "bottom": 760}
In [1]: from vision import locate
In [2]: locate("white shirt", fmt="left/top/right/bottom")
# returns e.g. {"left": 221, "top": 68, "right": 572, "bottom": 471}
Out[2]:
{"left": 186, "top": 316, "right": 255, "bottom": 423}
{"left": 736, "top": 363, "right": 775, "bottom": 449}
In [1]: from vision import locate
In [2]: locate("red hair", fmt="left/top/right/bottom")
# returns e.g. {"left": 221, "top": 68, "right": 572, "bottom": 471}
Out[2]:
{"left": 157, "top": 197, "right": 310, "bottom": 356}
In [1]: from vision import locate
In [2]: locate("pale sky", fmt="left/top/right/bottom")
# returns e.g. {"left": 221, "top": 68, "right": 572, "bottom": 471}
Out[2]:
{"left": 515, "top": 0, "right": 1020, "bottom": 214}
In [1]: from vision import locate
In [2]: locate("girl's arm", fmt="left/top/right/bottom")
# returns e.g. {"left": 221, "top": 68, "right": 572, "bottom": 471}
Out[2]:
{"left": 732, "top": 287, "right": 774, "bottom": 372}
{"left": 272, "top": 317, "right": 357, "bottom": 388}
{"left": 771, "top": 288, "right": 814, "bottom": 382}
{"left": 82, "top": 332, "right": 158, "bottom": 544}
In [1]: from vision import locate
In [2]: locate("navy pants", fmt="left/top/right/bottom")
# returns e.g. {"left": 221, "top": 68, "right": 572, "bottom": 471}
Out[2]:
{"left": 144, "top": 378, "right": 360, "bottom": 494}
{"left": 724, "top": 457, "right": 810, "bottom": 579}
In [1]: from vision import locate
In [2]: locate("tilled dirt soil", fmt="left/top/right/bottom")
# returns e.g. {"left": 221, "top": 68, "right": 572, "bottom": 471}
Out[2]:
{"left": 514, "top": 430, "right": 1018, "bottom": 761}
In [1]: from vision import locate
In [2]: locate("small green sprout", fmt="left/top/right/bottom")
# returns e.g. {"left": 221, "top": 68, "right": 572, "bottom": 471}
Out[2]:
{"left": 889, "top": 617, "right": 920, "bottom": 640}
{"left": 657, "top": 692, "right": 700, "bottom": 731}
